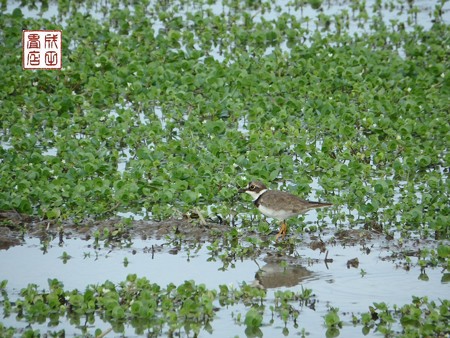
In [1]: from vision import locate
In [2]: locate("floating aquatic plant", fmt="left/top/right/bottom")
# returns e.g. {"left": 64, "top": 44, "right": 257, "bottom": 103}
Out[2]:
{"left": 0, "top": 0, "right": 448, "bottom": 336}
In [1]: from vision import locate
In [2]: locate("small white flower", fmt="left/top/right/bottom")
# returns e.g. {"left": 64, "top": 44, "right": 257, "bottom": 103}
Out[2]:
{"left": 62, "top": 159, "right": 66, "bottom": 164}
{"left": 441, "top": 73, "right": 445, "bottom": 78}
{"left": 95, "top": 63, "right": 101, "bottom": 68}
{"left": 407, "top": 87, "right": 411, "bottom": 92}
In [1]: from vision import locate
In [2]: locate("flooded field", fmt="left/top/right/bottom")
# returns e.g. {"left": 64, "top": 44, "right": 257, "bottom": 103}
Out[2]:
{"left": 1, "top": 0, "right": 449, "bottom": 336}
{"left": 0, "top": 216, "right": 448, "bottom": 337}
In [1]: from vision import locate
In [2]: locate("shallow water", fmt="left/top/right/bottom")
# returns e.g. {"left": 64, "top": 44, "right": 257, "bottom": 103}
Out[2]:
{"left": 0, "top": 229, "right": 446, "bottom": 337}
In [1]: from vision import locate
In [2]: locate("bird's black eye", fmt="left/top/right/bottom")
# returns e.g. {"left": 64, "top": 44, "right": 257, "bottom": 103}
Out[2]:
{"left": 249, "top": 185, "right": 255, "bottom": 190}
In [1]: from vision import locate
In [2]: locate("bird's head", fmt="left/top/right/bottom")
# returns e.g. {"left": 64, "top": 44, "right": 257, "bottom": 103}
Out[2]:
{"left": 238, "top": 180, "right": 268, "bottom": 200}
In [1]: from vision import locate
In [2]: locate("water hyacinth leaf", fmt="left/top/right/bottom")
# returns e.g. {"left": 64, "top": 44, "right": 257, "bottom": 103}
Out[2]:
{"left": 68, "top": 293, "right": 84, "bottom": 308}
{"left": 437, "top": 245, "right": 450, "bottom": 259}
{"left": 46, "top": 208, "right": 61, "bottom": 219}
{"left": 324, "top": 308, "right": 342, "bottom": 328}
{"left": 112, "top": 305, "right": 126, "bottom": 319}
{"left": 204, "top": 120, "right": 226, "bottom": 135}
{"left": 244, "top": 308, "right": 263, "bottom": 328}
{"left": 416, "top": 156, "right": 432, "bottom": 169}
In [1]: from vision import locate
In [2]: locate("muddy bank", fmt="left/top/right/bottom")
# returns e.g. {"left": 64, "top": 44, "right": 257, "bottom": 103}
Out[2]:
{"left": 0, "top": 210, "right": 432, "bottom": 267}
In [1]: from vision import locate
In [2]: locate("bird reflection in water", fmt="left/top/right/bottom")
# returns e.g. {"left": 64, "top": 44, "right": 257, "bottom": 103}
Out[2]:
{"left": 252, "top": 262, "right": 314, "bottom": 289}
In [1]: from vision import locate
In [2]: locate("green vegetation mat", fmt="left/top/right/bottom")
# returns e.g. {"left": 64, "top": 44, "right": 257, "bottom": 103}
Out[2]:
{"left": 0, "top": 0, "right": 449, "bottom": 336}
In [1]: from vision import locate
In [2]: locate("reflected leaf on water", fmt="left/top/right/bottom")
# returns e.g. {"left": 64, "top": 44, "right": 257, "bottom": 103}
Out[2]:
{"left": 325, "top": 327, "right": 340, "bottom": 338}
{"left": 418, "top": 271, "right": 429, "bottom": 282}
{"left": 244, "top": 325, "right": 263, "bottom": 338}
{"left": 58, "top": 251, "right": 72, "bottom": 264}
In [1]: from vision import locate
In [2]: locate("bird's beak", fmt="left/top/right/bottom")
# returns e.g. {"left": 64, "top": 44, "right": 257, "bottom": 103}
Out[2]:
{"left": 238, "top": 186, "right": 247, "bottom": 193}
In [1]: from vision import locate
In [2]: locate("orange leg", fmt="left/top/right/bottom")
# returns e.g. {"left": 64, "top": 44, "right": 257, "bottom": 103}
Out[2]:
{"left": 275, "top": 221, "right": 288, "bottom": 241}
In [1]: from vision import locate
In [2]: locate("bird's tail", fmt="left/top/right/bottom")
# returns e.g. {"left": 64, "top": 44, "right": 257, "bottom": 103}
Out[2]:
{"left": 307, "top": 201, "right": 333, "bottom": 209}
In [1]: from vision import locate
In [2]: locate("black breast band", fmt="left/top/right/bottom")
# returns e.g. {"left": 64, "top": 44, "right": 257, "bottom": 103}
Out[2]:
{"left": 253, "top": 191, "right": 267, "bottom": 207}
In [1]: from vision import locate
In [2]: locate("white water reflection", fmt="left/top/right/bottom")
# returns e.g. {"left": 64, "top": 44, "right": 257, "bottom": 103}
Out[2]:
{"left": 117, "top": 209, "right": 147, "bottom": 220}
{"left": 0, "top": 233, "right": 447, "bottom": 336}
{"left": 0, "top": 237, "right": 257, "bottom": 292}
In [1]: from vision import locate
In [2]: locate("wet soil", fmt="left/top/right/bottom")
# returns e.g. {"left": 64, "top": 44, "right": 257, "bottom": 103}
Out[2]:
{"left": 0, "top": 210, "right": 431, "bottom": 265}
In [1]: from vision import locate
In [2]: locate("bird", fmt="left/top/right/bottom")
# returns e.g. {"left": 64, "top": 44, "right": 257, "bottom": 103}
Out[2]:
{"left": 238, "top": 180, "right": 332, "bottom": 240}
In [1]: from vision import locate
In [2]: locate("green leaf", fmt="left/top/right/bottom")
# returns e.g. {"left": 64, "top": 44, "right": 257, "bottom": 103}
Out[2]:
{"left": 244, "top": 308, "right": 263, "bottom": 328}
{"left": 46, "top": 208, "right": 61, "bottom": 219}
{"left": 437, "top": 245, "right": 450, "bottom": 259}
{"left": 112, "top": 305, "right": 125, "bottom": 319}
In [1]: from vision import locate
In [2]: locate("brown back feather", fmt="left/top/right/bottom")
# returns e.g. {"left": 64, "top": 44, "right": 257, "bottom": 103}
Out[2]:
{"left": 259, "top": 190, "right": 332, "bottom": 213}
